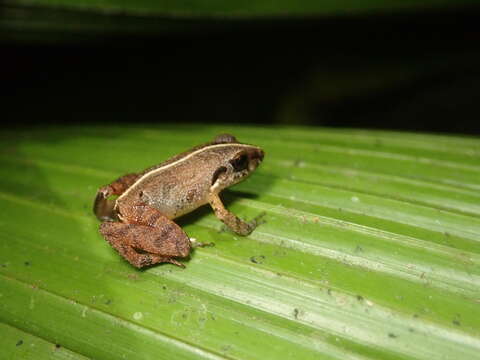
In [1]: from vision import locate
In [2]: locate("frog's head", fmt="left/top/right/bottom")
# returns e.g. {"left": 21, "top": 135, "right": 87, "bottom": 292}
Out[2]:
{"left": 210, "top": 134, "right": 264, "bottom": 191}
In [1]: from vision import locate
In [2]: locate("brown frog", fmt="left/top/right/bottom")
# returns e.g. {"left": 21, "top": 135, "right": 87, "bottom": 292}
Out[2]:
{"left": 94, "top": 134, "right": 264, "bottom": 268}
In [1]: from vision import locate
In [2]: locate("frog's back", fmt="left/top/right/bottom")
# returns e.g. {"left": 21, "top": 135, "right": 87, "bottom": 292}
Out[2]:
{"left": 115, "top": 146, "right": 223, "bottom": 219}
{"left": 115, "top": 135, "right": 261, "bottom": 219}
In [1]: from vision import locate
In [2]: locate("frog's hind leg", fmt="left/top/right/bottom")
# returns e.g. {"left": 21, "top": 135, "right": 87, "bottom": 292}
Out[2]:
{"left": 100, "top": 204, "right": 191, "bottom": 268}
{"left": 94, "top": 173, "right": 140, "bottom": 221}
{"left": 100, "top": 221, "right": 174, "bottom": 268}
{"left": 100, "top": 221, "right": 187, "bottom": 268}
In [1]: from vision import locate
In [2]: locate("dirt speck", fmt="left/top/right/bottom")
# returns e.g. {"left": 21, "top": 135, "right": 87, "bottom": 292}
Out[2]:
{"left": 221, "top": 345, "right": 232, "bottom": 352}
{"left": 133, "top": 312, "right": 144, "bottom": 321}
{"left": 127, "top": 273, "right": 139, "bottom": 281}
{"left": 293, "top": 308, "right": 300, "bottom": 319}
{"left": 250, "top": 255, "right": 265, "bottom": 264}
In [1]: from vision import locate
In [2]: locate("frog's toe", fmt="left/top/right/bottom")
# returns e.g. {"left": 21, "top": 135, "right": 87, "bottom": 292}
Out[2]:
{"left": 189, "top": 238, "right": 215, "bottom": 248}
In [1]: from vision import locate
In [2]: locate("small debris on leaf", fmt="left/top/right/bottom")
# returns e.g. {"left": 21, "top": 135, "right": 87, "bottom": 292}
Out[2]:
{"left": 250, "top": 255, "right": 265, "bottom": 264}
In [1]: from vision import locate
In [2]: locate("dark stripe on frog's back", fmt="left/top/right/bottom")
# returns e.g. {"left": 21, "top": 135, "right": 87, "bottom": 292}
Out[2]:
{"left": 139, "top": 140, "right": 220, "bottom": 176}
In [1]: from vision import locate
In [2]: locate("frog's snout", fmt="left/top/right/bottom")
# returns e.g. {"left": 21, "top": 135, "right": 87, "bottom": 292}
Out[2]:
{"left": 248, "top": 148, "right": 264, "bottom": 171}
{"left": 256, "top": 149, "right": 265, "bottom": 162}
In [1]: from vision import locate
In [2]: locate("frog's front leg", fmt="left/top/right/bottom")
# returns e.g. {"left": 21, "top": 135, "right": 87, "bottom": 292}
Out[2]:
{"left": 100, "top": 203, "right": 191, "bottom": 268}
{"left": 208, "top": 193, "right": 263, "bottom": 236}
{"left": 94, "top": 173, "right": 140, "bottom": 221}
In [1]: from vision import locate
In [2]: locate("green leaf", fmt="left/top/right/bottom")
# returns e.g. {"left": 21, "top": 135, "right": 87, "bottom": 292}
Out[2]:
{"left": 1, "top": 125, "right": 479, "bottom": 359}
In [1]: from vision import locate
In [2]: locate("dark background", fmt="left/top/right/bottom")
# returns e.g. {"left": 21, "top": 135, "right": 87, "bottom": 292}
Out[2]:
{"left": 3, "top": 6, "right": 480, "bottom": 135}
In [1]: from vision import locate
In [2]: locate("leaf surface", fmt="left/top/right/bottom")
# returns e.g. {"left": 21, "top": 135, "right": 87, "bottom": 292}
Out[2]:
{"left": 0, "top": 125, "right": 479, "bottom": 359}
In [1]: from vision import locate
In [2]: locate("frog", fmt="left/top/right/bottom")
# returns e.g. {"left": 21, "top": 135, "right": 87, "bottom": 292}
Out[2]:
{"left": 93, "top": 133, "right": 265, "bottom": 268}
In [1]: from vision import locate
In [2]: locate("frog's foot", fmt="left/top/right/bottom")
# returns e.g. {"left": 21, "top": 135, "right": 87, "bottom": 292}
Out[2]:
{"left": 248, "top": 211, "right": 267, "bottom": 229}
{"left": 189, "top": 238, "right": 215, "bottom": 248}
{"left": 100, "top": 204, "right": 191, "bottom": 268}
{"left": 208, "top": 193, "right": 265, "bottom": 236}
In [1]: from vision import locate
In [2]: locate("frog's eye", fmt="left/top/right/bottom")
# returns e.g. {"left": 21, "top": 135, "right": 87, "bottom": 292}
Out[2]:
{"left": 230, "top": 154, "right": 249, "bottom": 172}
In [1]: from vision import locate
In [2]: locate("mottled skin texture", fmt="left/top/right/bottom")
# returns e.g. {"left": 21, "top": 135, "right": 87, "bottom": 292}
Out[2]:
{"left": 94, "top": 134, "right": 264, "bottom": 268}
